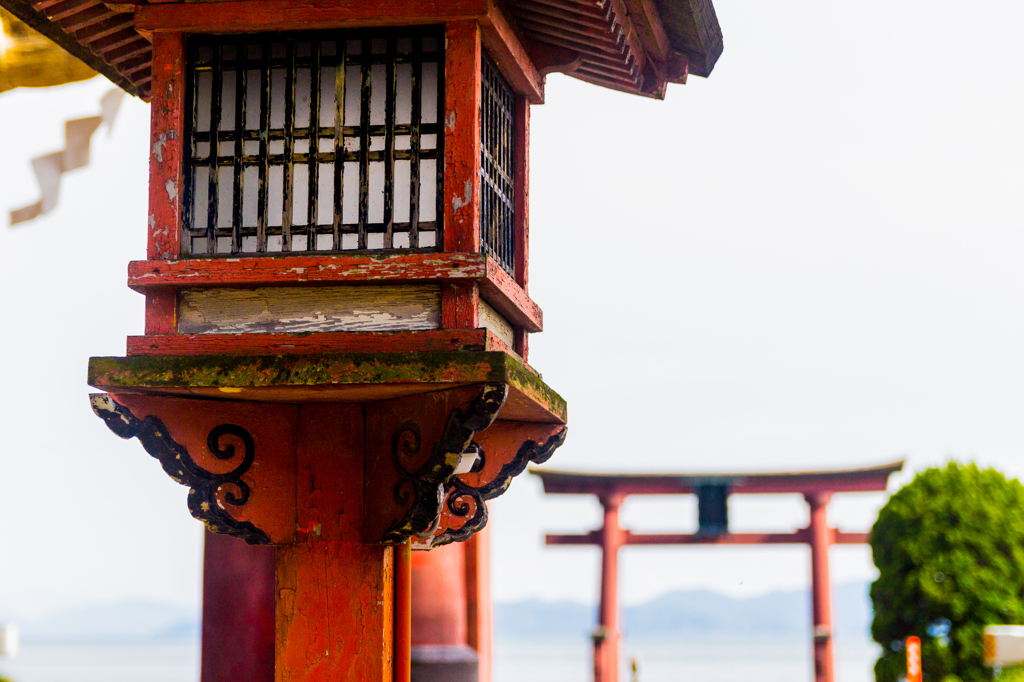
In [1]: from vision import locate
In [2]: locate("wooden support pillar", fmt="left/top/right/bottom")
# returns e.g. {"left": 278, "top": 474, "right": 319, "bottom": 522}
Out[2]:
{"left": 201, "top": 531, "right": 276, "bottom": 682}
{"left": 91, "top": 359, "right": 565, "bottom": 682}
{"left": 594, "top": 494, "right": 625, "bottom": 682}
{"left": 805, "top": 492, "right": 835, "bottom": 682}
{"left": 411, "top": 543, "right": 477, "bottom": 682}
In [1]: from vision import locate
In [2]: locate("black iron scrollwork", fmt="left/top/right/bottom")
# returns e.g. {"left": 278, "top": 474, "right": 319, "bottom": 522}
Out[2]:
{"left": 381, "top": 383, "right": 508, "bottom": 544}
{"left": 430, "top": 427, "right": 568, "bottom": 547}
{"left": 90, "top": 394, "right": 270, "bottom": 545}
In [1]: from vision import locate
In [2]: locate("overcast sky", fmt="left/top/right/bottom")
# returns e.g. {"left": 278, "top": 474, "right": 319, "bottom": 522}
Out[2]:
{"left": 1, "top": 1, "right": 1023, "bottom": 620}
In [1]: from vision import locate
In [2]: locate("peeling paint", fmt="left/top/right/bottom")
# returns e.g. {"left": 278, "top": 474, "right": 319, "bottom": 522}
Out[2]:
{"left": 445, "top": 110, "right": 457, "bottom": 131}
{"left": 165, "top": 179, "right": 178, "bottom": 203}
{"left": 451, "top": 180, "right": 473, "bottom": 213}
{"left": 152, "top": 133, "right": 167, "bottom": 163}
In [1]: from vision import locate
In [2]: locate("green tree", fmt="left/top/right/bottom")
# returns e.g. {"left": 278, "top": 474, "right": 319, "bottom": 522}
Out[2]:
{"left": 870, "top": 463, "right": 1024, "bottom": 682}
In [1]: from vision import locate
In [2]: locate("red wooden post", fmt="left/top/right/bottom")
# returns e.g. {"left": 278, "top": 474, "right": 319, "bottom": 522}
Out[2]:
{"left": 464, "top": 526, "right": 492, "bottom": 682}
{"left": 806, "top": 492, "right": 835, "bottom": 682}
{"left": 144, "top": 31, "right": 184, "bottom": 335}
{"left": 595, "top": 494, "right": 625, "bottom": 682}
{"left": 201, "top": 531, "right": 276, "bottom": 682}
{"left": 395, "top": 541, "right": 413, "bottom": 682}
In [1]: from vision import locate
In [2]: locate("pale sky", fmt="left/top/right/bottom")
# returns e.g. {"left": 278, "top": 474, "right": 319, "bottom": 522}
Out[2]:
{"left": 1, "top": 1, "right": 1023, "bottom": 619}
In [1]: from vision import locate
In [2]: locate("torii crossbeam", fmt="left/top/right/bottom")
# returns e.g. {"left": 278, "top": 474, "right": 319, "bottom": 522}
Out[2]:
{"left": 533, "top": 461, "right": 904, "bottom": 682}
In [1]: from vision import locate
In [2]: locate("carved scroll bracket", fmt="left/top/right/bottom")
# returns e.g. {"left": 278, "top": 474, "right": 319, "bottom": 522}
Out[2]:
{"left": 380, "top": 383, "right": 509, "bottom": 545}
{"left": 419, "top": 426, "right": 568, "bottom": 549}
{"left": 90, "top": 393, "right": 270, "bottom": 545}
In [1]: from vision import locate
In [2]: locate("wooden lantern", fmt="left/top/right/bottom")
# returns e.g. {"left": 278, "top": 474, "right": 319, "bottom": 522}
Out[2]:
{"left": 0, "top": 0, "right": 723, "bottom": 679}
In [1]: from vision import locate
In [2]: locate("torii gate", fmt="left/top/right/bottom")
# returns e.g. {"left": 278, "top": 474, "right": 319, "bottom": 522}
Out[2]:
{"left": 533, "top": 461, "right": 904, "bottom": 682}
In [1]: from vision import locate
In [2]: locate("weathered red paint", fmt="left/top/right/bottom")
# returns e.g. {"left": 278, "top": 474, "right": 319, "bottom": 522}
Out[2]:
{"left": 126, "top": 329, "right": 500, "bottom": 357}
{"left": 807, "top": 492, "right": 834, "bottom": 682}
{"left": 145, "top": 31, "right": 183, "bottom": 336}
{"left": 443, "top": 21, "right": 482, "bottom": 254}
{"left": 146, "top": 31, "right": 183, "bottom": 261}
{"left": 144, "top": 288, "right": 177, "bottom": 335}
{"left": 128, "top": 253, "right": 543, "bottom": 333}
{"left": 442, "top": 283, "right": 480, "bottom": 330}
{"left": 201, "top": 531, "right": 276, "bottom": 682}
{"left": 136, "top": 0, "right": 489, "bottom": 33}
{"left": 128, "top": 253, "right": 488, "bottom": 289}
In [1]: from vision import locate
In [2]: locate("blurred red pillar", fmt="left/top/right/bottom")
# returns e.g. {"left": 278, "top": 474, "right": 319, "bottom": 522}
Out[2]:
{"left": 594, "top": 494, "right": 625, "bottom": 682}
{"left": 200, "top": 530, "right": 275, "bottom": 682}
{"left": 806, "top": 493, "right": 834, "bottom": 682}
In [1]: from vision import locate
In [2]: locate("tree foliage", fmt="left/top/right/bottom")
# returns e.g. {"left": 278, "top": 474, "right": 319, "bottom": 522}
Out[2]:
{"left": 870, "top": 463, "right": 1024, "bottom": 682}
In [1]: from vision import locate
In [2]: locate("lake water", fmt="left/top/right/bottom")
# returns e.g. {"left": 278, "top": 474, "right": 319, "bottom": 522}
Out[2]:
{"left": 0, "top": 637, "right": 878, "bottom": 682}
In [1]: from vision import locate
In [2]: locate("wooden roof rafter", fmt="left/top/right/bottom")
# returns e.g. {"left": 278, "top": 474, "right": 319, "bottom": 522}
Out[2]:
{"left": 0, "top": 0, "right": 721, "bottom": 102}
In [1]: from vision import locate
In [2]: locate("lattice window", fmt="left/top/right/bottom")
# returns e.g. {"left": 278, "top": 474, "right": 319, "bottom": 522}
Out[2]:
{"left": 184, "top": 28, "right": 444, "bottom": 256}
{"left": 480, "top": 52, "right": 516, "bottom": 277}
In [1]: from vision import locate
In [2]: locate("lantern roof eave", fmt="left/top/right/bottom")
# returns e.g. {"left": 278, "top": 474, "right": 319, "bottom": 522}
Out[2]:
{"left": 0, "top": 0, "right": 721, "bottom": 101}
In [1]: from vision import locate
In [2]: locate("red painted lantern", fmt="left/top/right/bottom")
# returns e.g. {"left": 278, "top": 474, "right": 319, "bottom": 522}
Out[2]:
{"left": 1, "top": 0, "right": 723, "bottom": 679}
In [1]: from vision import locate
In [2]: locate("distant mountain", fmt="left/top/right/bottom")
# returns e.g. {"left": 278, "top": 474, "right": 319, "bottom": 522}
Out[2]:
{"left": 495, "top": 582, "right": 872, "bottom": 640}
{"left": 18, "top": 600, "right": 198, "bottom": 643}
{"left": 9, "top": 583, "right": 872, "bottom": 644}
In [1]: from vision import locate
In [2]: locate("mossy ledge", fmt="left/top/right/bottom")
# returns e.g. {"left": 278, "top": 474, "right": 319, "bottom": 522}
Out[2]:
{"left": 88, "top": 351, "right": 566, "bottom": 422}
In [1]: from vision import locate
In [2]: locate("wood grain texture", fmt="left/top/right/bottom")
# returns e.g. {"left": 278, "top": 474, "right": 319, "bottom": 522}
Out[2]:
{"left": 178, "top": 285, "right": 441, "bottom": 335}
{"left": 443, "top": 21, "right": 481, "bottom": 253}
{"left": 128, "top": 253, "right": 542, "bottom": 333}
{"left": 477, "top": 299, "right": 513, "bottom": 349}
{"left": 441, "top": 283, "right": 479, "bottom": 330}
{"left": 276, "top": 542, "right": 394, "bottom": 682}
{"left": 147, "top": 31, "right": 183, "bottom": 260}
{"left": 136, "top": 0, "right": 487, "bottom": 32}
{"left": 276, "top": 404, "right": 393, "bottom": 682}
{"left": 127, "top": 329, "right": 496, "bottom": 356}
{"left": 145, "top": 289, "right": 177, "bottom": 335}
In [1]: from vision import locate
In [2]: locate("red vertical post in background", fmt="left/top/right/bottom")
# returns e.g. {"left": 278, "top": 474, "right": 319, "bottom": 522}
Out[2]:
{"left": 595, "top": 494, "right": 625, "bottom": 682}
{"left": 906, "top": 636, "right": 922, "bottom": 682}
{"left": 201, "top": 531, "right": 276, "bottom": 682}
{"left": 395, "top": 541, "right": 413, "bottom": 682}
{"left": 465, "top": 525, "right": 493, "bottom": 682}
{"left": 806, "top": 492, "right": 835, "bottom": 682}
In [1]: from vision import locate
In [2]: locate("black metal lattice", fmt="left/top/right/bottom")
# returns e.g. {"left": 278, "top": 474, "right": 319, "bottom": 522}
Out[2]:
{"left": 480, "top": 52, "right": 516, "bottom": 277}
{"left": 184, "top": 28, "right": 444, "bottom": 256}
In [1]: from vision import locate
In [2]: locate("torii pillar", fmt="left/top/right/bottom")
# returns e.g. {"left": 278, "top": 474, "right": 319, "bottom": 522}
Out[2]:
{"left": 593, "top": 494, "right": 625, "bottom": 682}
{"left": 806, "top": 492, "right": 834, "bottom": 682}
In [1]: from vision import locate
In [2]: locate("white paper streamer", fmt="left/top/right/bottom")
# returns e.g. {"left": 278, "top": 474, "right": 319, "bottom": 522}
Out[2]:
{"left": 10, "top": 88, "right": 125, "bottom": 225}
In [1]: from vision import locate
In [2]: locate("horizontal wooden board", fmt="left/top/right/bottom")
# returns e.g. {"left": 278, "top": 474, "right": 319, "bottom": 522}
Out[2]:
{"left": 126, "top": 329, "right": 498, "bottom": 356}
{"left": 178, "top": 285, "right": 441, "bottom": 335}
{"left": 478, "top": 298, "right": 514, "bottom": 349}
{"left": 130, "top": 253, "right": 543, "bottom": 332}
